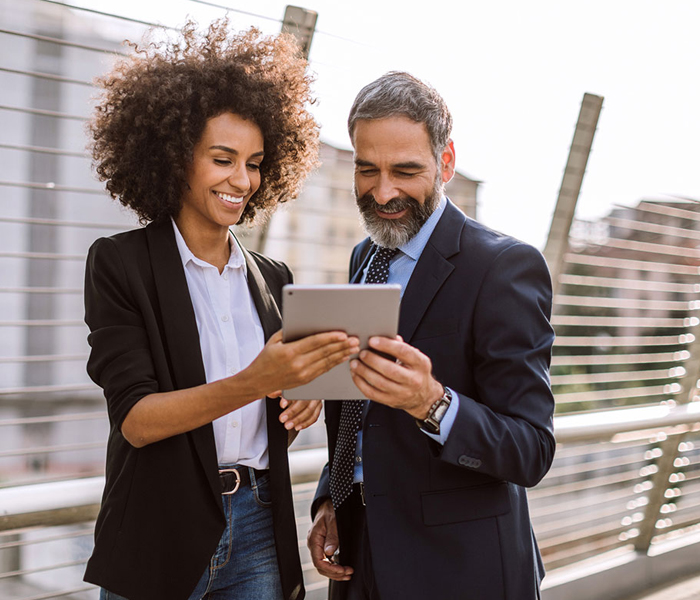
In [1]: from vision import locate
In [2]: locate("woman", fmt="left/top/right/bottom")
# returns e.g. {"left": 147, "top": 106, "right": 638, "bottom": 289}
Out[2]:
{"left": 83, "top": 20, "right": 357, "bottom": 600}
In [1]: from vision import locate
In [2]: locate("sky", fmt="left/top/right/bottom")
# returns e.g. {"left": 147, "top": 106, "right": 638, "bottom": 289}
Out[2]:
{"left": 69, "top": 0, "right": 700, "bottom": 249}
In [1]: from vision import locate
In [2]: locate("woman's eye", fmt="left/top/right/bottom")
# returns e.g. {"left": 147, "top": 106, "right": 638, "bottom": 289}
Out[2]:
{"left": 248, "top": 163, "right": 261, "bottom": 171}
{"left": 214, "top": 159, "right": 231, "bottom": 165}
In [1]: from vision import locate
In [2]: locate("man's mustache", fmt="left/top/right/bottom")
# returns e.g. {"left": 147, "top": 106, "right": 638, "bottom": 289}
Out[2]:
{"left": 356, "top": 194, "right": 417, "bottom": 214}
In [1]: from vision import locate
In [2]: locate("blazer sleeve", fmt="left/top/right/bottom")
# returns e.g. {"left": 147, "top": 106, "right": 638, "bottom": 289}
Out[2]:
{"left": 440, "top": 242, "right": 556, "bottom": 488}
{"left": 84, "top": 237, "right": 160, "bottom": 431}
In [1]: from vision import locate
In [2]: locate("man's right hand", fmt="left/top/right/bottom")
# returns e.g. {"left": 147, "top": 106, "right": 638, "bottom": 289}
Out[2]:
{"left": 307, "top": 499, "right": 354, "bottom": 581}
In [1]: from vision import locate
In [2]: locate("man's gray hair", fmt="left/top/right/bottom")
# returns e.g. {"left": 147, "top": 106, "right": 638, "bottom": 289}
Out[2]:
{"left": 348, "top": 71, "right": 453, "bottom": 161}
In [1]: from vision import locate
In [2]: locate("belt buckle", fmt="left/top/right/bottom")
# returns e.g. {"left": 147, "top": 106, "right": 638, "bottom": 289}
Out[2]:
{"left": 219, "top": 468, "right": 241, "bottom": 495}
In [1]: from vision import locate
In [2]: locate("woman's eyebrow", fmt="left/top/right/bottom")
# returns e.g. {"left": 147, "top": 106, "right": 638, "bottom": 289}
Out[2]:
{"left": 209, "top": 145, "right": 264, "bottom": 158}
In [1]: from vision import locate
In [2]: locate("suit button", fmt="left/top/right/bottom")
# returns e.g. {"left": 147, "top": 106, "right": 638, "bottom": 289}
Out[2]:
{"left": 472, "top": 459, "right": 482, "bottom": 468}
{"left": 458, "top": 455, "right": 470, "bottom": 466}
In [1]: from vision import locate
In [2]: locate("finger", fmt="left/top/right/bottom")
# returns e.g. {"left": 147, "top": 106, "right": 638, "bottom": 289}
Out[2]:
{"left": 281, "top": 401, "right": 316, "bottom": 430}
{"left": 350, "top": 369, "right": 393, "bottom": 405}
{"left": 356, "top": 349, "right": 409, "bottom": 385}
{"left": 288, "top": 330, "right": 351, "bottom": 354}
{"left": 292, "top": 401, "right": 323, "bottom": 431}
{"left": 350, "top": 358, "right": 402, "bottom": 395}
{"left": 368, "top": 336, "right": 423, "bottom": 366}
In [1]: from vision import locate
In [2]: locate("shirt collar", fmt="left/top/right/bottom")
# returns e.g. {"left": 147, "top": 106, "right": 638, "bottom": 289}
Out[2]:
{"left": 171, "top": 218, "right": 246, "bottom": 272}
{"left": 397, "top": 195, "right": 447, "bottom": 261}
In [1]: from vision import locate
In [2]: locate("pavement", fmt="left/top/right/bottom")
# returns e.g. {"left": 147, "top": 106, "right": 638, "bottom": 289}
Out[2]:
{"left": 625, "top": 574, "right": 700, "bottom": 600}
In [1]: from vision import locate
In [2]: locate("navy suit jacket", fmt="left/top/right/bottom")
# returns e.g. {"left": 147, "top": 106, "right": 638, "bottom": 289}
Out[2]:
{"left": 83, "top": 220, "right": 304, "bottom": 600}
{"left": 314, "top": 201, "right": 556, "bottom": 600}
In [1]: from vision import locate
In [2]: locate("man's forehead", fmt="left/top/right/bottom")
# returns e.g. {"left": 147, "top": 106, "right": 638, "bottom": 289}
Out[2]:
{"left": 352, "top": 117, "right": 433, "bottom": 164}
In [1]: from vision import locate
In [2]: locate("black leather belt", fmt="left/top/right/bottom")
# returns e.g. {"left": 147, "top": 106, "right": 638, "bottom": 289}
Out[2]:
{"left": 218, "top": 467, "right": 268, "bottom": 496}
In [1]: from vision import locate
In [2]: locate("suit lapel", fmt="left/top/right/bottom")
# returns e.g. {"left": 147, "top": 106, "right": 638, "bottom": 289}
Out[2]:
{"left": 399, "top": 201, "right": 465, "bottom": 343}
{"left": 146, "top": 221, "right": 220, "bottom": 499}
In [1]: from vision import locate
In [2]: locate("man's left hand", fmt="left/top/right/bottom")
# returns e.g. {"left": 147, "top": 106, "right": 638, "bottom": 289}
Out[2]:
{"left": 349, "top": 336, "right": 443, "bottom": 420}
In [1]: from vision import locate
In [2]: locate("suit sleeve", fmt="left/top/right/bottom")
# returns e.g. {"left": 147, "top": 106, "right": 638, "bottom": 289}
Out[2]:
{"left": 84, "top": 237, "right": 159, "bottom": 431}
{"left": 440, "top": 242, "right": 556, "bottom": 488}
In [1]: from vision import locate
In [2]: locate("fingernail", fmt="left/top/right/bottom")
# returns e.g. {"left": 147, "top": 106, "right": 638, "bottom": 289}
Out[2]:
{"left": 280, "top": 399, "right": 288, "bottom": 408}
{"left": 280, "top": 414, "right": 288, "bottom": 422}
{"left": 295, "top": 424, "right": 302, "bottom": 431}
{"left": 285, "top": 421, "right": 294, "bottom": 430}
{"left": 350, "top": 360, "right": 357, "bottom": 371}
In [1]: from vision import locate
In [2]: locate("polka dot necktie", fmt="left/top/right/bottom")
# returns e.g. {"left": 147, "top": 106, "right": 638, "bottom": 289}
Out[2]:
{"left": 329, "top": 246, "right": 399, "bottom": 510}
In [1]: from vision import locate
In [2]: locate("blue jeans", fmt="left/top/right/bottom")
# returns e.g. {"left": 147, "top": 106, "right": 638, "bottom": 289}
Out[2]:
{"left": 100, "top": 468, "right": 283, "bottom": 600}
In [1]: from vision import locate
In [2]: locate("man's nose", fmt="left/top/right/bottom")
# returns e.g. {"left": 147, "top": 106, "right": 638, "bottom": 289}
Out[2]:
{"left": 373, "top": 176, "right": 397, "bottom": 205}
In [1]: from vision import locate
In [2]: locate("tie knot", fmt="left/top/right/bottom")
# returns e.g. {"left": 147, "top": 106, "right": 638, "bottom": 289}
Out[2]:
{"left": 375, "top": 246, "right": 398, "bottom": 261}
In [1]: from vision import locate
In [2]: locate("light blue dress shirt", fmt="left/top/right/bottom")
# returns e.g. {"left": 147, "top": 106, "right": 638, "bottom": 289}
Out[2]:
{"left": 353, "top": 197, "right": 460, "bottom": 483}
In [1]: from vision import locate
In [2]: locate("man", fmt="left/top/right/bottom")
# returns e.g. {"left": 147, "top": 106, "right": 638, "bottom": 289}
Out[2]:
{"left": 307, "top": 71, "right": 556, "bottom": 600}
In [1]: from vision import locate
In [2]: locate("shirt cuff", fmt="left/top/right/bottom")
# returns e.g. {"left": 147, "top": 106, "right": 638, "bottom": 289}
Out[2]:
{"left": 421, "top": 388, "right": 459, "bottom": 445}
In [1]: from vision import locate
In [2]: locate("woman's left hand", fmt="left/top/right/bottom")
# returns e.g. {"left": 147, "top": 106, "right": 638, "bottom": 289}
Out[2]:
{"left": 278, "top": 398, "right": 323, "bottom": 431}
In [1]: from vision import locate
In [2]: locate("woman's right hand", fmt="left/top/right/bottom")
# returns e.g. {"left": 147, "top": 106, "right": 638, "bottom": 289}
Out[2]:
{"left": 246, "top": 330, "right": 359, "bottom": 398}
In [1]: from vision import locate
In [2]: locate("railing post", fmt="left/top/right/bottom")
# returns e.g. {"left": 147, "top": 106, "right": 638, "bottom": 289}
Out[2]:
{"left": 543, "top": 92, "right": 603, "bottom": 293}
{"left": 634, "top": 321, "right": 700, "bottom": 552}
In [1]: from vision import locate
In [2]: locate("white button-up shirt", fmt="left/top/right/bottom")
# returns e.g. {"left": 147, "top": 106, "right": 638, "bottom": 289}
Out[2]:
{"left": 172, "top": 220, "right": 268, "bottom": 468}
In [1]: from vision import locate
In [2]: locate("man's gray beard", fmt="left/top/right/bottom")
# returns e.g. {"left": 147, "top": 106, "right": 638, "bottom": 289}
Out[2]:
{"left": 354, "top": 177, "right": 443, "bottom": 248}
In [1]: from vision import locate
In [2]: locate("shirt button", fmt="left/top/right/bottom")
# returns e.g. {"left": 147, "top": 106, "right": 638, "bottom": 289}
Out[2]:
{"left": 231, "top": 421, "right": 239, "bottom": 428}
{"left": 221, "top": 315, "right": 229, "bottom": 322}
{"left": 223, "top": 272, "right": 229, "bottom": 280}
{"left": 355, "top": 456, "right": 362, "bottom": 464}
{"left": 229, "top": 368, "right": 236, "bottom": 375}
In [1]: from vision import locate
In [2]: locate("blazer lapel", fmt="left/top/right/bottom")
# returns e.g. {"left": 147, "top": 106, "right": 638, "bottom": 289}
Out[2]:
{"left": 399, "top": 201, "right": 465, "bottom": 343}
{"left": 146, "top": 221, "right": 220, "bottom": 499}
{"left": 239, "top": 243, "right": 282, "bottom": 341}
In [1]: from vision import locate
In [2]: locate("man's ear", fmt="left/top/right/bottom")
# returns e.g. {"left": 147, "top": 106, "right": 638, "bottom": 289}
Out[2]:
{"left": 440, "top": 140, "right": 456, "bottom": 184}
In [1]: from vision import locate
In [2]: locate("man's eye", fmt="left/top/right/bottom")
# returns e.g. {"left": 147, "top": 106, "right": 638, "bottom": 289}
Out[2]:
{"left": 358, "top": 169, "right": 377, "bottom": 176}
{"left": 396, "top": 171, "right": 417, "bottom": 177}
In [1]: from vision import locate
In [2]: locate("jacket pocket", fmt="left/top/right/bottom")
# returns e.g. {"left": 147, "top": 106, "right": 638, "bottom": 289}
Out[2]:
{"left": 421, "top": 481, "right": 510, "bottom": 526}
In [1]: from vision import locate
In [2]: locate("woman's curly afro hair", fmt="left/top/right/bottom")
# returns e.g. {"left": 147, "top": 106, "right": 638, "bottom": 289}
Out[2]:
{"left": 90, "top": 19, "right": 319, "bottom": 225}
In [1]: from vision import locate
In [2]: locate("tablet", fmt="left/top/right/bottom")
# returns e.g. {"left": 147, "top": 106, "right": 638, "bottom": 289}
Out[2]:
{"left": 281, "top": 284, "right": 401, "bottom": 400}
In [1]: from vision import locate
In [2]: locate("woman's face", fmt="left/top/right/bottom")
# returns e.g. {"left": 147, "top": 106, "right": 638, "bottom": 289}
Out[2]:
{"left": 179, "top": 112, "right": 264, "bottom": 233}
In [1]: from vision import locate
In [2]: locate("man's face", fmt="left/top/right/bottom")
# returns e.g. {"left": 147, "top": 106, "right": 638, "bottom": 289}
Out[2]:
{"left": 352, "top": 116, "right": 455, "bottom": 248}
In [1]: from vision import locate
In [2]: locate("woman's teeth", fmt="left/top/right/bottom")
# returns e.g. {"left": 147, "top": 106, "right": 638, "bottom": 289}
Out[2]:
{"left": 216, "top": 192, "right": 243, "bottom": 204}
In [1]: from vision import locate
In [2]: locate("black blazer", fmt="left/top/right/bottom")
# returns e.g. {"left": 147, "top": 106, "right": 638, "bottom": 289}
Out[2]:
{"left": 314, "top": 201, "right": 556, "bottom": 600}
{"left": 83, "top": 220, "right": 304, "bottom": 600}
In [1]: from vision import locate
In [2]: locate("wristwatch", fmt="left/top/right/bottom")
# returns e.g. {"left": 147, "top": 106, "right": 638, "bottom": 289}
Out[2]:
{"left": 416, "top": 386, "right": 452, "bottom": 435}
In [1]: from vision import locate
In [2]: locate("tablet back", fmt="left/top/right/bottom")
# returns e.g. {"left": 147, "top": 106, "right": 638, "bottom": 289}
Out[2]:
{"left": 281, "top": 284, "right": 401, "bottom": 400}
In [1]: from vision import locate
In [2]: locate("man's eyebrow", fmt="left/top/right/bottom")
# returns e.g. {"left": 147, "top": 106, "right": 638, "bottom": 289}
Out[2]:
{"left": 354, "top": 159, "right": 426, "bottom": 170}
{"left": 209, "top": 145, "right": 264, "bottom": 158}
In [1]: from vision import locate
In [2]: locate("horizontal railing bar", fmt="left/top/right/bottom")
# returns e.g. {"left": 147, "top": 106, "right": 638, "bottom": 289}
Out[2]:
{"left": 0, "top": 251, "right": 85, "bottom": 260}
{"left": 577, "top": 236, "right": 700, "bottom": 259}
{"left": 0, "top": 558, "right": 87, "bottom": 580}
{"left": 531, "top": 487, "right": 639, "bottom": 520}
{"left": 551, "top": 315, "right": 696, "bottom": 327}
{"left": 0, "top": 411, "right": 104, "bottom": 427}
{"left": 0, "top": 66, "right": 93, "bottom": 87}
{"left": 0, "top": 179, "right": 104, "bottom": 194}
{"left": 0, "top": 27, "right": 126, "bottom": 55}
{"left": 564, "top": 252, "right": 700, "bottom": 276}
{"left": 553, "top": 335, "right": 694, "bottom": 347}
{"left": 0, "top": 142, "right": 89, "bottom": 158}
{"left": 559, "top": 274, "right": 699, "bottom": 294}
{"left": 40, "top": 0, "right": 174, "bottom": 30}
{"left": 0, "top": 215, "right": 131, "bottom": 230}
{"left": 554, "top": 295, "right": 696, "bottom": 311}
{"left": 544, "top": 455, "right": 647, "bottom": 480}
{"left": 555, "top": 385, "right": 677, "bottom": 405}
{"left": 605, "top": 215, "right": 700, "bottom": 241}
{"left": 550, "top": 438, "right": 648, "bottom": 460}
{"left": 529, "top": 471, "right": 642, "bottom": 500}
{"left": 0, "top": 383, "right": 96, "bottom": 395}
{"left": 0, "top": 354, "right": 88, "bottom": 364}
{"left": 555, "top": 402, "right": 700, "bottom": 443}
{"left": 0, "top": 441, "right": 105, "bottom": 459}
{"left": 0, "top": 525, "right": 93, "bottom": 550}
{"left": 535, "top": 505, "right": 632, "bottom": 536}
{"left": 551, "top": 352, "right": 688, "bottom": 366}
{"left": 0, "top": 104, "right": 87, "bottom": 121}
{"left": 551, "top": 368, "right": 681, "bottom": 386}
{"left": 619, "top": 202, "right": 700, "bottom": 223}
{"left": 0, "top": 470, "right": 105, "bottom": 490}
{"left": 0, "top": 287, "right": 82, "bottom": 294}
{"left": 0, "top": 320, "right": 86, "bottom": 327}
